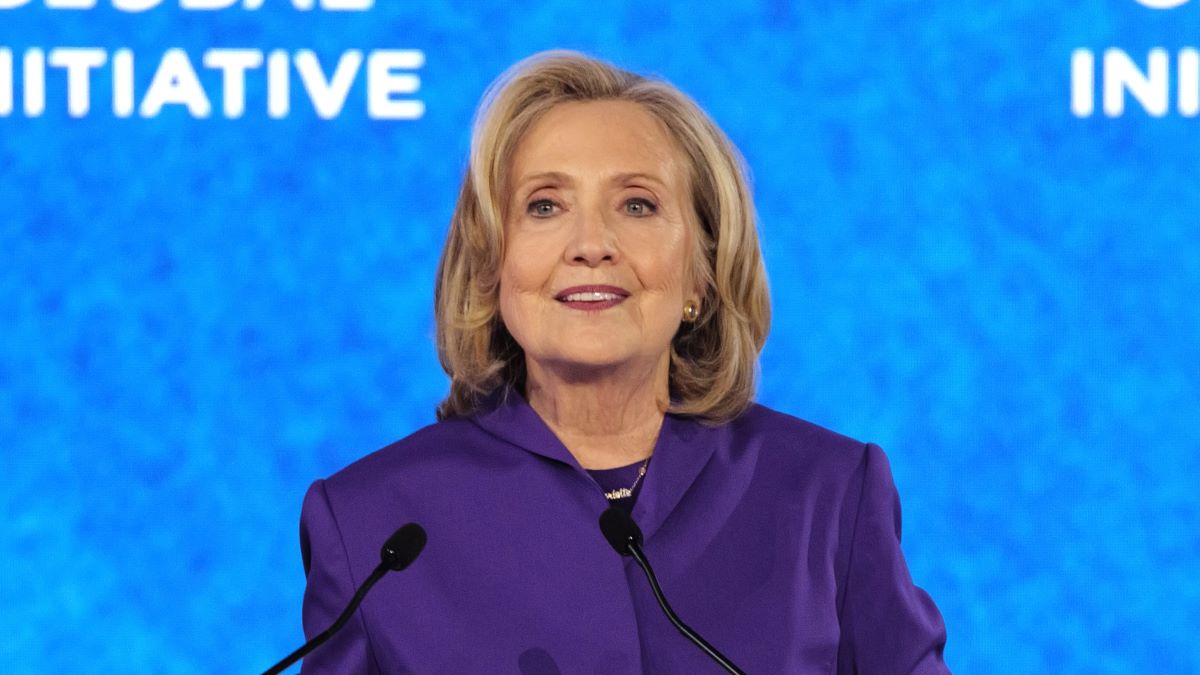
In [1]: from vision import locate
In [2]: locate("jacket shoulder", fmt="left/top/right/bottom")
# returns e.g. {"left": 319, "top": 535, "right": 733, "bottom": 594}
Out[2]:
{"left": 727, "top": 403, "right": 872, "bottom": 476}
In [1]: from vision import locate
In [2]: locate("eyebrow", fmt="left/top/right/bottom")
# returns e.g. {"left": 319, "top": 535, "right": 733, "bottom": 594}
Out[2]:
{"left": 612, "top": 172, "right": 667, "bottom": 187}
{"left": 514, "top": 171, "right": 668, "bottom": 192}
{"left": 516, "top": 171, "right": 571, "bottom": 189}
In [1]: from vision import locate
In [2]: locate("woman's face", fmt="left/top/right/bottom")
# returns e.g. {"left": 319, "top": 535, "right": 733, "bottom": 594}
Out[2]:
{"left": 499, "top": 99, "right": 698, "bottom": 382}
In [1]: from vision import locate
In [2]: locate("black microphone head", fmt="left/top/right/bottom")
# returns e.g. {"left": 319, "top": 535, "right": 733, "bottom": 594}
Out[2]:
{"left": 380, "top": 523, "right": 427, "bottom": 571}
{"left": 599, "top": 507, "right": 643, "bottom": 556}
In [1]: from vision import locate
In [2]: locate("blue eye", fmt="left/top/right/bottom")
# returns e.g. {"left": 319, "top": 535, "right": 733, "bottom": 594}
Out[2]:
{"left": 625, "top": 198, "right": 658, "bottom": 216}
{"left": 528, "top": 199, "right": 558, "bottom": 217}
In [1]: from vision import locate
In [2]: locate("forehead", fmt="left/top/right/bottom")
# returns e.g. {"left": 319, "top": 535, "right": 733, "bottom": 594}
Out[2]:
{"left": 508, "top": 100, "right": 687, "bottom": 188}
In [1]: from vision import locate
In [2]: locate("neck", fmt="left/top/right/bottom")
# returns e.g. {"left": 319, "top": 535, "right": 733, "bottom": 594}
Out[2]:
{"left": 524, "top": 356, "right": 669, "bottom": 470}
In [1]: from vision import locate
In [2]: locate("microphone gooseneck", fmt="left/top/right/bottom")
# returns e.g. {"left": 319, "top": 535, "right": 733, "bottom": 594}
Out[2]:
{"left": 598, "top": 507, "right": 746, "bottom": 675}
{"left": 263, "top": 523, "right": 427, "bottom": 675}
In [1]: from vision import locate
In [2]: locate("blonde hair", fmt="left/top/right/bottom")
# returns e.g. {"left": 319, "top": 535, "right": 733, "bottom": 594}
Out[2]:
{"left": 435, "top": 50, "right": 770, "bottom": 423}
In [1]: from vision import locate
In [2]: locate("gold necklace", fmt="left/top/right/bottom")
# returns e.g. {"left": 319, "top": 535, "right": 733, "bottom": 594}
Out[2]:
{"left": 603, "top": 455, "right": 651, "bottom": 501}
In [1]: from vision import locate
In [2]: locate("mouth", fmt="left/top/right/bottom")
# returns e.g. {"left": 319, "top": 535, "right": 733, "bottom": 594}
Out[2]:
{"left": 554, "top": 285, "right": 630, "bottom": 311}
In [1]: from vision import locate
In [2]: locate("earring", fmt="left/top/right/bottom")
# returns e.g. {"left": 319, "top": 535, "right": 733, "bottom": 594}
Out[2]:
{"left": 682, "top": 300, "right": 699, "bottom": 322}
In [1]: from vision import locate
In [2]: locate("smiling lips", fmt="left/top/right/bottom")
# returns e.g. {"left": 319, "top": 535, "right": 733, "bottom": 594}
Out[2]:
{"left": 555, "top": 285, "right": 630, "bottom": 311}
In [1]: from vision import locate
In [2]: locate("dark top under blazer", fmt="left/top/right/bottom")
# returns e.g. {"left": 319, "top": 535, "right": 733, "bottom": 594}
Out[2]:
{"left": 298, "top": 391, "right": 950, "bottom": 673}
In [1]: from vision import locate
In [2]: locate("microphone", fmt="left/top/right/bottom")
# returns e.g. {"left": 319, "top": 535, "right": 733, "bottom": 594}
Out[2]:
{"left": 263, "top": 523, "right": 427, "bottom": 675}
{"left": 598, "top": 508, "right": 746, "bottom": 675}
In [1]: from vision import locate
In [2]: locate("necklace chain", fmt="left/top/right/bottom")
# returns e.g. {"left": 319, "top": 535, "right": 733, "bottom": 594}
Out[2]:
{"left": 603, "top": 455, "right": 651, "bottom": 501}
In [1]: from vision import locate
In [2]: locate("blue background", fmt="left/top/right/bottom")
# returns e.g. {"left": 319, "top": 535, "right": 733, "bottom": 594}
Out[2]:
{"left": 3, "top": 1, "right": 1199, "bottom": 672}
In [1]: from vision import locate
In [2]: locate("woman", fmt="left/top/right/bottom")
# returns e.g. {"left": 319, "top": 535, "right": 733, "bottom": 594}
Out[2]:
{"left": 298, "top": 51, "right": 949, "bottom": 673}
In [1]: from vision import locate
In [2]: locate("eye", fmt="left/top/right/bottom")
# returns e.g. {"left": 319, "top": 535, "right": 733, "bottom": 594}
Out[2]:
{"left": 527, "top": 199, "right": 559, "bottom": 218}
{"left": 624, "top": 197, "right": 658, "bottom": 217}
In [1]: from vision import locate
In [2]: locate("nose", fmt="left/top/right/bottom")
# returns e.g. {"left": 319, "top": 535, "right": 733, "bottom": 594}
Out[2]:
{"left": 564, "top": 204, "right": 618, "bottom": 267}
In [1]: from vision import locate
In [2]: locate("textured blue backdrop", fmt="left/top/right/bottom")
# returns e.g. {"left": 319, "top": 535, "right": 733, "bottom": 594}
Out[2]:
{"left": 3, "top": 1, "right": 1199, "bottom": 672}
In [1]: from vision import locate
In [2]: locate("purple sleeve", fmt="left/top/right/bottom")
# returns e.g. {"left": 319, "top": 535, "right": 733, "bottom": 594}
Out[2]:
{"left": 298, "top": 479, "right": 380, "bottom": 675}
{"left": 836, "top": 444, "right": 950, "bottom": 674}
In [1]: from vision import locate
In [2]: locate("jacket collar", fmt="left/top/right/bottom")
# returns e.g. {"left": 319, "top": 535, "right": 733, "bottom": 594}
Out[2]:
{"left": 470, "top": 387, "right": 720, "bottom": 541}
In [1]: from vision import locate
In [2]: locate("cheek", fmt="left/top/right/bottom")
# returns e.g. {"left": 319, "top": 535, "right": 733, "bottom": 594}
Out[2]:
{"left": 635, "top": 228, "right": 693, "bottom": 295}
{"left": 648, "top": 258, "right": 688, "bottom": 295}
{"left": 500, "top": 253, "right": 548, "bottom": 295}
{"left": 500, "top": 230, "right": 558, "bottom": 292}
{"left": 497, "top": 261, "right": 527, "bottom": 328}
{"left": 497, "top": 270, "right": 530, "bottom": 350}
{"left": 497, "top": 245, "right": 553, "bottom": 340}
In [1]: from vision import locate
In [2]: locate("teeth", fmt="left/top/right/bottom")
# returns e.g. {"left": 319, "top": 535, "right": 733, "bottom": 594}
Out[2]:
{"left": 562, "top": 291, "right": 621, "bottom": 302}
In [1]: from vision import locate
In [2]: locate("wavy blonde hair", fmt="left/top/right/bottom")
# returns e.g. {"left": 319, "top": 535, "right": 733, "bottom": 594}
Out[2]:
{"left": 435, "top": 50, "right": 770, "bottom": 423}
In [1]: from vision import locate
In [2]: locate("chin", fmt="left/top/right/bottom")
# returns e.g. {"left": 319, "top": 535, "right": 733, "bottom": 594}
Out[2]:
{"left": 555, "top": 352, "right": 631, "bottom": 372}
{"left": 539, "top": 347, "right": 665, "bottom": 379}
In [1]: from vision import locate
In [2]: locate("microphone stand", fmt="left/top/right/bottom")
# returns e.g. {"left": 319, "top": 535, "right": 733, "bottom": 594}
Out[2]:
{"left": 601, "top": 508, "right": 745, "bottom": 675}
{"left": 262, "top": 523, "right": 426, "bottom": 675}
{"left": 625, "top": 541, "right": 747, "bottom": 675}
{"left": 262, "top": 564, "right": 389, "bottom": 675}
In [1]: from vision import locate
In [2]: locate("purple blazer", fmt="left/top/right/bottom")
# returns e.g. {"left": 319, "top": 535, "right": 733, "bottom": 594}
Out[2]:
{"left": 298, "top": 392, "right": 949, "bottom": 673}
